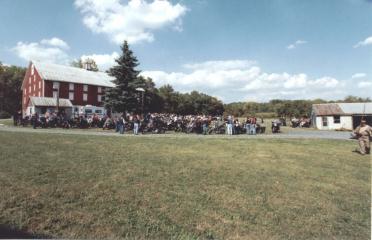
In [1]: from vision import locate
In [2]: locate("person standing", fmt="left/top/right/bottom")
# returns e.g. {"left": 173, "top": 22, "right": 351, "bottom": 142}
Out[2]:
{"left": 251, "top": 116, "right": 257, "bottom": 135}
{"left": 32, "top": 113, "right": 38, "bottom": 129}
{"left": 119, "top": 115, "right": 125, "bottom": 134}
{"left": 114, "top": 116, "right": 120, "bottom": 132}
{"left": 13, "top": 111, "right": 18, "bottom": 126}
{"left": 202, "top": 117, "right": 209, "bottom": 135}
{"left": 353, "top": 119, "right": 372, "bottom": 155}
{"left": 227, "top": 115, "right": 233, "bottom": 135}
{"left": 133, "top": 115, "right": 140, "bottom": 135}
{"left": 245, "top": 117, "right": 251, "bottom": 135}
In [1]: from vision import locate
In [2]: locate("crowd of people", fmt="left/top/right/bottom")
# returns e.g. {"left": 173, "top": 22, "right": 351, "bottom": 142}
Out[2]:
{"left": 98, "top": 113, "right": 266, "bottom": 135}
{"left": 15, "top": 111, "right": 270, "bottom": 135}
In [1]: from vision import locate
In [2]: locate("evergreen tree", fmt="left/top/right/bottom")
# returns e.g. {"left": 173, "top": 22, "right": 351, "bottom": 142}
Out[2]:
{"left": 104, "top": 41, "right": 142, "bottom": 113}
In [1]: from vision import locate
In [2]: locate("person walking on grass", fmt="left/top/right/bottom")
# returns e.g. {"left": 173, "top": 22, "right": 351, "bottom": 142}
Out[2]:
{"left": 354, "top": 119, "right": 372, "bottom": 155}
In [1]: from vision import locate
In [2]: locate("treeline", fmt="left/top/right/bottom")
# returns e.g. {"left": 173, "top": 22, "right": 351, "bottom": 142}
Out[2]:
{"left": 0, "top": 63, "right": 26, "bottom": 118}
{"left": 224, "top": 96, "right": 371, "bottom": 119}
{"left": 146, "top": 83, "right": 224, "bottom": 115}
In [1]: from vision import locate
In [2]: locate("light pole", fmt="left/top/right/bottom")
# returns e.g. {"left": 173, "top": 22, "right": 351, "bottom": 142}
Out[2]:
{"left": 135, "top": 87, "right": 145, "bottom": 114}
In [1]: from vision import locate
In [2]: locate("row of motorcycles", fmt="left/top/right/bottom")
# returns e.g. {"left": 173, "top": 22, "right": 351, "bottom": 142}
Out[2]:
{"left": 19, "top": 114, "right": 284, "bottom": 134}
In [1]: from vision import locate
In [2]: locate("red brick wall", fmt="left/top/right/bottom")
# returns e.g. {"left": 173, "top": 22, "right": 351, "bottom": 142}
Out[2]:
{"left": 44, "top": 81, "right": 105, "bottom": 107}
{"left": 22, "top": 63, "right": 44, "bottom": 114}
{"left": 44, "top": 80, "right": 53, "bottom": 98}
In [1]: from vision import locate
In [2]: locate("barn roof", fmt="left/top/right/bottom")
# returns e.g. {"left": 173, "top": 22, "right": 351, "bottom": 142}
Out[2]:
{"left": 312, "top": 102, "right": 372, "bottom": 116}
{"left": 32, "top": 61, "right": 115, "bottom": 88}
{"left": 29, "top": 96, "right": 73, "bottom": 107}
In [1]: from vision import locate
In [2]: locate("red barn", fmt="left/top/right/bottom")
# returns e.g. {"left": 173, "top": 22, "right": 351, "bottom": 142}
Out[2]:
{"left": 21, "top": 60, "right": 115, "bottom": 117}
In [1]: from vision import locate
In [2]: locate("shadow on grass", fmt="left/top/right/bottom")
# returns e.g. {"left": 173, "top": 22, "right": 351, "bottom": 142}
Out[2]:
{"left": 0, "top": 224, "right": 48, "bottom": 239}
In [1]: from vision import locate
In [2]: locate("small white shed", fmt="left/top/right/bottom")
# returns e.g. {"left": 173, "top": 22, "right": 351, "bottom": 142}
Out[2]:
{"left": 311, "top": 102, "right": 372, "bottom": 130}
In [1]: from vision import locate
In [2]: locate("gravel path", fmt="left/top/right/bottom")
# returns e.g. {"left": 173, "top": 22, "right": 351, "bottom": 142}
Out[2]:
{"left": 0, "top": 125, "right": 353, "bottom": 141}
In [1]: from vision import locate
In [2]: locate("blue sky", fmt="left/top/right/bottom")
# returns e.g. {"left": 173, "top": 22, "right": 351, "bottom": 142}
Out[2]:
{"left": 0, "top": 0, "right": 371, "bottom": 102}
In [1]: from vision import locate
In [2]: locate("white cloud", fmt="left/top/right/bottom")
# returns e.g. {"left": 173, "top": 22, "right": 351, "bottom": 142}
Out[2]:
{"left": 141, "top": 59, "right": 348, "bottom": 102}
{"left": 12, "top": 38, "right": 70, "bottom": 64}
{"left": 74, "top": 0, "right": 187, "bottom": 44}
{"left": 183, "top": 60, "right": 256, "bottom": 71}
{"left": 357, "top": 81, "right": 372, "bottom": 88}
{"left": 287, "top": 40, "right": 307, "bottom": 50}
{"left": 351, "top": 73, "right": 367, "bottom": 79}
{"left": 40, "top": 37, "right": 69, "bottom": 49}
{"left": 353, "top": 36, "right": 372, "bottom": 48}
{"left": 80, "top": 52, "right": 119, "bottom": 71}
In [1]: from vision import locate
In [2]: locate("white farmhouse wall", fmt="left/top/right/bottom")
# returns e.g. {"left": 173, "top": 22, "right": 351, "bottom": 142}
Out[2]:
{"left": 315, "top": 116, "right": 353, "bottom": 130}
{"left": 340, "top": 116, "right": 352, "bottom": 130}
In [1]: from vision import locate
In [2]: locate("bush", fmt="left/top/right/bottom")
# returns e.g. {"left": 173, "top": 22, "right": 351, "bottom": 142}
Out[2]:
{"left": 0, "top": 111, "right": 11, "bottom": 119}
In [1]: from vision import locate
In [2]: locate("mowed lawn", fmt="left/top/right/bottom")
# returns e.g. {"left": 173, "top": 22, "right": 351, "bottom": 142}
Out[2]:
{"left": 0, "top": 131, "right": 370, "bottom": 239}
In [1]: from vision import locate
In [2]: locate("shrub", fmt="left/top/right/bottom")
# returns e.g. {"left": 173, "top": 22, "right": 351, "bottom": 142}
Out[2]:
{"left": 0, "top": 111, "right": 11, "bottom": 119}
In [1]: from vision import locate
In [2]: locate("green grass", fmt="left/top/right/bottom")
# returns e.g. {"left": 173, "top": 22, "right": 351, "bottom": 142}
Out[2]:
{"left": 0, "top": 118, "right": 13, "bottom": 126}
{"left": 0, "top": 131, "right": 370, "bottom": 239}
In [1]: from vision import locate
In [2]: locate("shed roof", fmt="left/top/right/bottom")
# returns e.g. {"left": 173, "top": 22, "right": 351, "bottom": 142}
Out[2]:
{"left": 312, "top": 102, "right": 372, "bottom": 116}
{"left": 29, "top": 96, "right": 73, "bottom": 107}
{"left": 32, "top": 61, "right": 115, "bottom": 88}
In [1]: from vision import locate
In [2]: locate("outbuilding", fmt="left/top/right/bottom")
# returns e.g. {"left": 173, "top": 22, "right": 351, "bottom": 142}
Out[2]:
{"left": 26, "top": 96, "right": 73, "bottom": 118}
{"left": 311, "top": 102, "right": 372, "bottom": 130}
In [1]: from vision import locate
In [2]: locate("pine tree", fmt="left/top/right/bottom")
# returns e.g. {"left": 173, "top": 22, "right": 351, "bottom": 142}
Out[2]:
{"left": 104, "top": 41, "right": 143, "bottom": 114}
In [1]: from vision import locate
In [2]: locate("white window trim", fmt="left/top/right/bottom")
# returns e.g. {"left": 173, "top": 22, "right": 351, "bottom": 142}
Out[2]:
{"left": 83, "top": 93, "right": 88, "bottom": 101}
{"left": 69, "top": 83, "right": 74, "bottom": 91}
{"left": 98, "top": 95, "right": 102, "bottom": 102}
{"left": 83, "top": 85, "right": 88, "bottom": 92}
{"left": 69, "top": 92, "right": 74, "bottom": 100}
{"left": 98, "top": 86, "right": 102, "bottom": 93}
{"left": 53, "top": 81, "right": 60, "bottom": 89}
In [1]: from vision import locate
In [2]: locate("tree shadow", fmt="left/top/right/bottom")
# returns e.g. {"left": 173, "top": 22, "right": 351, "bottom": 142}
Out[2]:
{"left": 0, "top": 224, "right": 49, "bottom": 239}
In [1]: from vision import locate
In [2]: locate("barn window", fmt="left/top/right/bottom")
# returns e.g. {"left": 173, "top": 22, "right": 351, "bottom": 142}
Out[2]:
{"left": 69, "top": 92, "right": 74, "bottom": 101}
{"left": 333, "top": 116, "right": 340, "bottom": 124}
{"left": 97, "top": 95, "right": 102, "bottom": 102}
{"left": 53, "top": 81, "right": 59, "bottom": 89}
{"left": 322, "top": 117, "right": 328, "bottom": 127}
{"left": 69, "top": 83, "right": 74, "bottom": 91}
{"left": 98, "top": 86, "right": 102, "bottom": 93}
{"left": 83, "top": 93, "right": 88, "bottom": 101}
{"left": 83, "top": 85, "right": 88, "bottom": 92}
{"left": 53, "top": 91, "right": 58, "bottom": 99}
{"left": 31, "top": 65, "right": 34, "bottom": 75}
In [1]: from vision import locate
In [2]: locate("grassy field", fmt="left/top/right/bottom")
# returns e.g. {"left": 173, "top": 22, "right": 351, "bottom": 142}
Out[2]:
{"left": 0, "top": 131, "right": 370, "bottom": 239}
{"left": 0, "top": 118, "right": 13, "bottom": 126}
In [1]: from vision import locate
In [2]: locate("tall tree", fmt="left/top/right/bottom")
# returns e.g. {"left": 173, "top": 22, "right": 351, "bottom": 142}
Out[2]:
{"left": 104, "top": 41, "right": 142, "bottom": 113}
{"left": 0, "top": 64, "right": 26, "bottom": 118}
